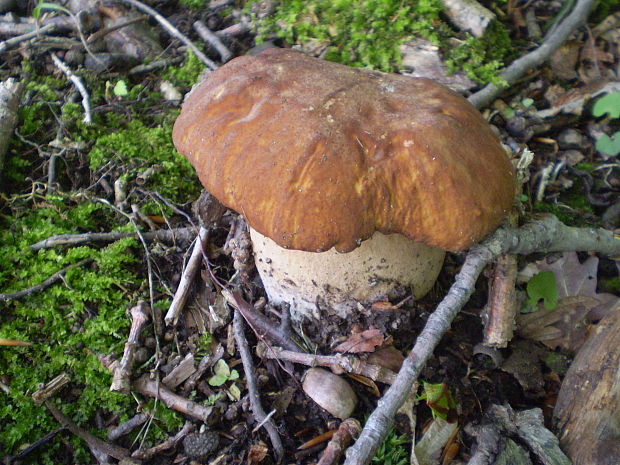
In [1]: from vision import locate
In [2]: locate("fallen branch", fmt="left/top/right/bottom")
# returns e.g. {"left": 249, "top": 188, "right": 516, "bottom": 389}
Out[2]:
{"left": 0, "top": 78, "right": 22, "bottom": 174}
{"left": 50, "top": 53, "right": 92, "bottom": 124}
{"left": 0, "top": 23, "right": 57, "bottom": 53}
{"left": 0, "top": 259, "right": 92, "bottom": 302}
{"left": 131, "top": 421, "right": 195, "bottom": 460}
{"left": 233, "top": 309, "right": 284, "bottom": 463}
{"left": 344, "top": 215, "right": 620, "bottom": 465}
{"left": 30, "top": 227, "right": 194, "bottom": 251}
{"left": 111, "top": 301, "right": 150, "bottom": 394}
{"left": 263, "top": 347, "right": 397, "bottom": 385}
{"left": 165, "top": 226, "right": 208, "bottom": 326}
{"left": 119, "top": 0, "right": 219, "bottom": 70}
{"left": 318, "top": 419, "right": 362, "bottom": 465}
{"left": 193, "top": 20, "right": 232, "bottom": 62}
{"left": 468, "top": 0, "right": 596, "bottom": 109}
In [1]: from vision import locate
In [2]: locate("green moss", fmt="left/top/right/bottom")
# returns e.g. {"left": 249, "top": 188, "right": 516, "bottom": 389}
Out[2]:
{"left": 372, "top": 426, "right": 409, "bottom": 465}
{"left": 248, "top": 0, "right": 513, "bottom": 83}
{"left": 178, "top": 0, "right": 206, "bottom": 9}
{"left": 0, "top": 197, "right": 139, "bottom": 462}
{"left": 164, "top": 51, "right": 206, "bottom": 88}
{"left": 600, "top": 276, "right": 620, "bottom": 293}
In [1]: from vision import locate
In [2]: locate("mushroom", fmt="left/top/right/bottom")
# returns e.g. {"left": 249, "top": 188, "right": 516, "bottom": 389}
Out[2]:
{"left": 173, "top": 49, "right": 515, "bottom": 322}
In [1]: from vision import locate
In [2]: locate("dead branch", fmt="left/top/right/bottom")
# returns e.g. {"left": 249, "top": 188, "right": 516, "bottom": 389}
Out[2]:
{"left": 29, "top": 227, "right": 194, "bottom": 251}
{"left": 111, "top": 301, "right": 150, "bottom": 394}
{"left": 264, "top": 347, "right": 397, "bottom": 385}
{"left": 118, "top": 0, "right": 219, "bottom": 70}
{"left": 233, "top": 309, "right": 284, "bottom": 462}
{"left": 318, "top": 419, "right": 362, "bottom": 465}
{"left": 0, "top": 78, "right": 22, "bottom": 174}
{"left": 131, "top": 421, "right": 195, "bottom": 460}
{"left": 132, "top": 375, "right": 214, "bottom": 423}
{"left": 50, "top": 53, "right": 92, "bottom": 124}
{"left": 193, "top": 20, "right": 232, "bottom": 62}
{"left": 165, "top": 226, "right": 208, "bottom": 326}
{"left": 468, "top": 0, "right": 596, "bottom": 109}
{"left": 44, "top": 401, "right": 138, "bottom": 463}
{"left": 343, "top": 215, "right": 620, "bottom": 465}
{"left": 0, "top": 23, "right": 57, "bottom": 53}
{"left": 223, "top": 289, "right": 301, "bottom": 353}
{"left": 108, "top": 413, "right": 149, "bottom": 441}
{"left": 0, "top": 259, "right": 92, "bottom": 302}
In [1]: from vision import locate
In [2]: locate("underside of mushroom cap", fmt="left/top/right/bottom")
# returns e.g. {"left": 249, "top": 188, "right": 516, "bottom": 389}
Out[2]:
{"left": 173, "top": 48, "right": 516, "bottom": 253}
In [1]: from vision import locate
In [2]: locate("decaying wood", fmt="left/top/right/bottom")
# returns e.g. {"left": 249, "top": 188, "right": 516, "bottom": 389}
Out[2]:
{"left": 0, "top": 78, "right": 22, "bottom": 174}
{"left": 111, "top": 302, "right": 150, "bottom": 394}
{"left": 553, "top": 303, "right": 620, "bottom": 465}
{"left": 482, "top": 254, "right": 518, "bottom": 347}
{"left": 465, "top": 404, "right": 570, "bottom": 465}
{"left": 131, "top": 421, "right": 195, "bottom": 460}
{"left": 317, "top": 419, "right": 362, "bottom": 465}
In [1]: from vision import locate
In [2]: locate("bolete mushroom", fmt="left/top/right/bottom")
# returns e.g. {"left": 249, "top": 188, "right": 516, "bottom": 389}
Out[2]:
{"left": 173, "top": 48, "right": 515, "bottom": 322}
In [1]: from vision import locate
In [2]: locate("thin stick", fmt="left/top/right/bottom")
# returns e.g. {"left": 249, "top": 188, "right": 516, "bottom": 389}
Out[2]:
{"left": 193, "top": 20, "right": 233, "bottom": 62}
{"left": 50, "top": 53, "right": 92, "bottom": 124}
{"left": 264, "top": 347, "right": 397, "bottom": 385}
{"left": 132, "top": 421, "right": 195, "bottom": 460}
{"left": 30, "top": 227, "right": 194, "bottom": 251}
{"left": 344, "top": 216, "right": 620, "bottom": 465}
{"left": 233, "top": 309, "right": 284, "bottom": 463}
{"left": 468, "top": 0, "right": 596, "bottom": 109}
{"left": 118, "top": 0, "right": 219, "bottom": 70}
{"left": 165, "top": 226, "right": 208, "bottom": 326}
{"left": 0, "top": 259, "right": 92, "bottom": 302}
{"left": 0, "top": 23, "right": 57, "bottom": 53}
{"left": 0, "top": 78, "right": 22, "bottom": 174}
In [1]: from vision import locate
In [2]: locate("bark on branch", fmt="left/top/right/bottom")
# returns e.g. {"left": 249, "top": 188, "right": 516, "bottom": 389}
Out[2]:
{"left": 343, "top": 215, "right": 620, "bottom": 465}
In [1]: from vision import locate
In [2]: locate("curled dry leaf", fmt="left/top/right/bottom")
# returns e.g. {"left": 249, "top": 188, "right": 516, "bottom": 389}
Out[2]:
{"left": 333, "top": 328, "right": 384, "bottom": 354}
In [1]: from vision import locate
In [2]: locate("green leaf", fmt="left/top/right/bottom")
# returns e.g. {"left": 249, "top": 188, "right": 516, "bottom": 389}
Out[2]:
{"left": 595, "top": 132, "right": 620, "bottom": 157}
{"left": 213, "top": 358, "right": 230, "bottom": 377}
{"left": 33, "top": 2, "right": 72, "bottom": 19}
{"left": 526, "top": 271, "right": 558, "bottom": 311}
{"left": 208, "top": 374, "right": 228, "bottom": 387}
{"left": 113, "top": 80, "right": 129, "bottom": 97}
{"left": 592, "top": 92, "right": 620, "bottom": 119}
{"left": 420, "top": 382, "right": 457, "bottom": 422}
{"left": 228, "top": 369, "right": 239, "bottom": 381}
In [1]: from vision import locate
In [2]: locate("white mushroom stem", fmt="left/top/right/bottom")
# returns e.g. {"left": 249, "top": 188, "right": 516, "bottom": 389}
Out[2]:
{"left": 250, "top": 228, "right": 445, "bottom": 322}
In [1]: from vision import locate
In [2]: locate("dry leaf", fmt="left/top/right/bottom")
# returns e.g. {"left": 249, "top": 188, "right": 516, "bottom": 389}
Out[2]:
{"left": 247, "top": 442, "right": 269, "bottom": 465}
{"left": 366, "top": 346, "right": 405, "bottom": 372}
{"left": 347, "top": 373, "right": 381, "bottom": 397}
{"left": 334, "top": 329, "right": 384, "bottom": 354}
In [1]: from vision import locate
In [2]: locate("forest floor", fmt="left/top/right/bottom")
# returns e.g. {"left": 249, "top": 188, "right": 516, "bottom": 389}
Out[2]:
{"left": 0, "top": 1, "right": 619, "bottom": 464}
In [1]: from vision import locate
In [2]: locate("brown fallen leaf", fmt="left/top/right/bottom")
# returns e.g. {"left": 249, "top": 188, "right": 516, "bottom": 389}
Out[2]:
{"left": 247, "top": 441, "right": 269, "bottom": 465}
{"left": 334, "top": 328, "right": 384, "bottom": 354}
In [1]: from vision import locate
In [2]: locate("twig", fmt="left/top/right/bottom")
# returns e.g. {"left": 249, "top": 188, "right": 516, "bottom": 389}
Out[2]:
{"left": 483, "top": 254, "right": 518, "bottom": 347}
{"left": 128, "top": 56, "right": 184, "bottom": 74}
{"left": 165, "top": 226, "right": 208, "bottom": 326}
{"left": 223, "top": 289, "right": 301, "bottom": 353}
{"left": 264, "top": 347, "right": 397, "bottom": 385}
{"left": 132, "top": 374, "right": 214, "bottom": 423}
{"left": 5, "top": 427, "right": 66, "bottom": 465}
{"left": 0, "top": 259, "right": 92, "bottom": 302}
{"left": 108, "top": 413, "right": 149, "bottom": 441}
{"left": 44, "top": 400, "right": 139, "bottom": 463}
{"left": 86, "top": 14, "right": 149, "bottom": 43}
{"left": 343, "top": 215, "right": 620, "bottom": 465}
{"left": 0, "top": 78, "right": 22, "bottom": 174}
{"left": 131, "top": 421, "right": 195, "bottom": 460}
{"left": 0, "top": 23, "right": 57, "bottom": 53}
{"left": 30, "top": 227, "right": 194, "bottom": 251}
{"left": 233, "top": 309, "right": 284, "bottom": 463}
{"left": 318, "top": 419, "right": 362, "bottom": 465}
{"left": 468, "top": 0, "right": 596, "bottom": 109}
{"left": 193, "top": 20, "right": 233, "bottom": 62}
{"left": 50, "top": 53, "right": 92, "bottom": 124}
{"left": 111, "top": 301, "right": 150, "bottom": 394}
{"left": 118, "top": 0, "right": 219, "bottom": 70}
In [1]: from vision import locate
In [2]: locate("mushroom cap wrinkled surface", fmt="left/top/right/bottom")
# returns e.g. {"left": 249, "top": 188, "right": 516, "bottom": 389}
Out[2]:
{"left": 173, "top": 48, "right": 515, "bottom": 253}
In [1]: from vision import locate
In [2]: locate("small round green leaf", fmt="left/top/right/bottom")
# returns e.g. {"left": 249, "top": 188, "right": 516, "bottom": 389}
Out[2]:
{"left": 595, "top": 132, "right": 620, "bottom": 157}
{"left": 592, "top": 92, "right": 620, "bottom": 119}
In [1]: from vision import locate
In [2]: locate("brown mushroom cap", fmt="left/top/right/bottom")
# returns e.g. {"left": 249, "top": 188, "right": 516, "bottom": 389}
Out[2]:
{"left": 173, "top": 48, "right": 516, "bottom": 253}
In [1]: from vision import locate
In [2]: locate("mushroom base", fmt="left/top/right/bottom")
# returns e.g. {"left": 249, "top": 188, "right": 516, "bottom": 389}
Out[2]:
{"left": 250, "top": 228, "right": 445, "bottom": 322}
